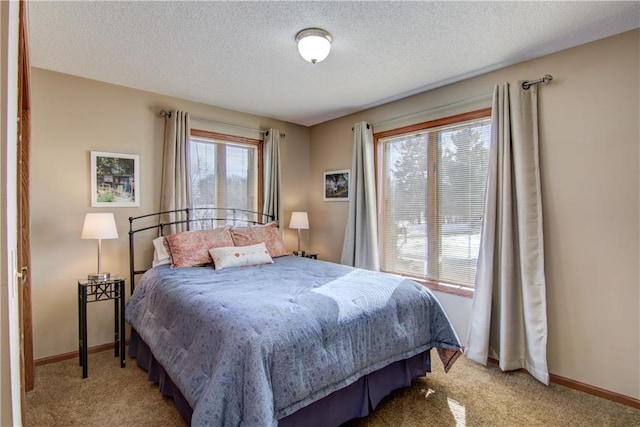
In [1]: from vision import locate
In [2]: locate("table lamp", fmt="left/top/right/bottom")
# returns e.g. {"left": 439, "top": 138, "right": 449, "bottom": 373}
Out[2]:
{"left": 289, "top": 212, "right": 309, "bottom": 256}
{"left": 81, "top": 213, "right": 118, "bottom": 280}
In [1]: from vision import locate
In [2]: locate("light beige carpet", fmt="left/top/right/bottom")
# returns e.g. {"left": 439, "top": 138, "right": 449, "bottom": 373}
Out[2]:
{"left": 27, "top": 349, "right": 639, "bottom": 426}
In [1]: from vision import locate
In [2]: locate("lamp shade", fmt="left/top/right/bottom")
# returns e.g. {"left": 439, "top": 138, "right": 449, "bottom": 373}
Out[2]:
{"left": 289, "top": 212, "right": 309, "bottom": 230}
{"left": 296, "top": 28, "right": 332, "bottom": 64}
{"left": 81, "top": 213, "right": 118, "bottom": 240}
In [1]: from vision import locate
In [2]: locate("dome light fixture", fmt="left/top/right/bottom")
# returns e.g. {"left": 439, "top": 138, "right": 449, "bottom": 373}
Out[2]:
{"left": 295, "top": 28, "right": 332, "bottom": 64}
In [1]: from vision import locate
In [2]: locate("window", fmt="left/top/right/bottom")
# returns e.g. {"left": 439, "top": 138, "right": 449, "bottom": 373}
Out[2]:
{"left": 189, "top": 129, "right": 262, "bottom": 225}
{"left": 376, "top": 109, "right": 491, "bottom": 293}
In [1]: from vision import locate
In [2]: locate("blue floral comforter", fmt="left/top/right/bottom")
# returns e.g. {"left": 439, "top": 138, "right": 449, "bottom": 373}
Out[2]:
{"left": 125, "top": 255, "right": 461, "bottom": 426}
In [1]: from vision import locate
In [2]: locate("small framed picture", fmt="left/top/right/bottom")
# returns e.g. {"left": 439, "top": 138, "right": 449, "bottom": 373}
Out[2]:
{"left": 90, "top": 151, "right": 140, "bottom": 207}
{"left": 323, "top": 169, "right": 350, "bottom": 201}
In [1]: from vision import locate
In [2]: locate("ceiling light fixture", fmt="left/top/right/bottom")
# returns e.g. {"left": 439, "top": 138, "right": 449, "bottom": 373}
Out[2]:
{"left": 295, "top": 28, "right": 332, "bottom": 64}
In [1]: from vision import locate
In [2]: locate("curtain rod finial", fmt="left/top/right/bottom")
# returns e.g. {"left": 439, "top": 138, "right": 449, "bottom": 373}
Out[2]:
{"left": 522, "top": 74, "right": 553, "bottom": 90}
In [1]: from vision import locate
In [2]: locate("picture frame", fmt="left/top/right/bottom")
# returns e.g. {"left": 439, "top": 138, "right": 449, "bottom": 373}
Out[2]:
{"left": 323, "top": 169, "right": 350, "bottom": 201}
{"left": 90, "top": 151, "right": 140, "bottom": 207}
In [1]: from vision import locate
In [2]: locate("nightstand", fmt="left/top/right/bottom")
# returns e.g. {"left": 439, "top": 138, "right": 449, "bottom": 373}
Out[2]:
{"left": 77, "top": 276, "right": 126, "bottom": 378}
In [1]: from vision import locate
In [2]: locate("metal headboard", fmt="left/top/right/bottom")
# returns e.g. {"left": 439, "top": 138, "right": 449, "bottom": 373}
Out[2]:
{"left": 128, "top": 207, "right": 274, "bottom": 294}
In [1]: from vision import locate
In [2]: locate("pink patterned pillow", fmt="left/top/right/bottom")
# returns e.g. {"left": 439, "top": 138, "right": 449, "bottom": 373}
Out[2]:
{"left": 165, "top": 227, "right": 234, "bottom": 268}
{"left": 231, "top": 222, "right": 290, "bottom": 258}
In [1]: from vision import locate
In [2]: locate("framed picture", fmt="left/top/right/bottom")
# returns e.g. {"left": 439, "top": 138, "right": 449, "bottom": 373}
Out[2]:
{"left": 323, "top": 169, "right": 350, "bottom": 201}
{"left": 91, "top": 151, "right": 140, "bottom": 207}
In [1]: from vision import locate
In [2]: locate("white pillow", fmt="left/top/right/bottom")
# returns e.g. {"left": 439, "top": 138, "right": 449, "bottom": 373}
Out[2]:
{"left": 209, "top": 242, "right": 274, "bottom": 270}
{"left": 152, "top": 236, "right": 170, "bottom": 267}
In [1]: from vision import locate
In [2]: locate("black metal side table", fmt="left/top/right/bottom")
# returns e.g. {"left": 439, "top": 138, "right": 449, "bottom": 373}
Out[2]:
{"left": 77, "top": 277, "right": 126, "bottom": 378}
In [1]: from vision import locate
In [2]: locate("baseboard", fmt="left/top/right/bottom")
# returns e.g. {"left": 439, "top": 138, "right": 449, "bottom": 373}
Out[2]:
{"left": 549, "top": 373, "right": 639, "bottom": 409}
{"left": 487, "top": 357, "right": 639, "bottom": 409}
{"left": 35, "top": 340, "right": 130, "bottom": 366}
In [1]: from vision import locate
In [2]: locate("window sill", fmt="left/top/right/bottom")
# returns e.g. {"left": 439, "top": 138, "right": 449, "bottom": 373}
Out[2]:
{"left": 381, "top": 269, "right": 475, "bottom": 298}
{"left": 407, "top": 277, "right": 474, "bottom": 298}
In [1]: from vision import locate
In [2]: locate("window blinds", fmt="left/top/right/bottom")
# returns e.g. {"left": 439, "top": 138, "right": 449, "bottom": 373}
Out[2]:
{"left": 379, "top": 116, "right": 491, "bottom": 288}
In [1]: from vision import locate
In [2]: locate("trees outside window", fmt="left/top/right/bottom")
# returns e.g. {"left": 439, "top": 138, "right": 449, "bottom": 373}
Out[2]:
{"left": 376, "top": 109, "right": 491, "bottom": 291}
{"left": 189, "top": 130, "right": 262, "bottom": 227}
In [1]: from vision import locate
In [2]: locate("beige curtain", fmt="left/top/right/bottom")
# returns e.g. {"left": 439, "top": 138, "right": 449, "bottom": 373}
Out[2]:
{"left": 465, "top": 83, "right": 549, "bottom": 385}
{"left": 160, "top": 110, "right": 191, "bottom": 233}
{"left": 262, "top": 129, "right": 282, "bottom": 223}
{"left": 341, "top": 122, "right": 380, "bottom": 271}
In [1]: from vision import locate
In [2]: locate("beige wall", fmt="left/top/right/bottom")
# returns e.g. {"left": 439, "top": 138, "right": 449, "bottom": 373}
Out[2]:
{"left": 30, "top": 69, "right": 310, "bottom": 361}
{"left": 309, "top": 30, "right": 640, "bottom": 399}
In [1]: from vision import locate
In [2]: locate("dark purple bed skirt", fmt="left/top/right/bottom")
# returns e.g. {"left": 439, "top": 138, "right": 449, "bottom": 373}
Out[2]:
{"left": 129, "top": 329, "right": 431, "bottom": 426}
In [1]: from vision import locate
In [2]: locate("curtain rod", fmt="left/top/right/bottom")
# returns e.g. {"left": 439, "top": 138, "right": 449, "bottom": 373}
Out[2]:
{"left": 350, "top": 123, "right": 371, "bottom": 131}
{"left": 370, "top": 73, "right": 553, "bottom": 129}
{"left": 159, "top": 110, "right": 285, "bottom": 138}
{"left": 371, "top": 92, "right": 493, "bottom": 129}
{"left": 522, "top": 74, "right": 553, "bottom": 90}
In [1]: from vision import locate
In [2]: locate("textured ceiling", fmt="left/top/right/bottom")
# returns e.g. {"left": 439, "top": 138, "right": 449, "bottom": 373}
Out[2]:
{"left": 28, "top": 1, "right": 640, "bottom": 126}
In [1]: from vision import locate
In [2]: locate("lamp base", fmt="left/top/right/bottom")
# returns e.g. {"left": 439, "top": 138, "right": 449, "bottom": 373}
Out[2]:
{"left": 88, "top": 272, "right": 110, "bottom": 281}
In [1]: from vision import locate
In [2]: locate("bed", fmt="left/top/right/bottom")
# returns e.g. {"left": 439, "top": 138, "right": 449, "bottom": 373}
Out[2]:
{"left": 125, "top": 208, "right": 462, "bottom": 426}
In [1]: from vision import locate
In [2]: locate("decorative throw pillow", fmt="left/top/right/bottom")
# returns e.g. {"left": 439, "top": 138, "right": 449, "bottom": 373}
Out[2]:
{"left": 165, "top": 227, "right": 235, "bottom": 268}
{"left": 209, "top": 242, "right": 274, "bottom": 270}
{"left": 151, "top": 236, "right": 170, "bottom": 267}
{"left": 231, "top": 222, "right": 290, "bottom": 258}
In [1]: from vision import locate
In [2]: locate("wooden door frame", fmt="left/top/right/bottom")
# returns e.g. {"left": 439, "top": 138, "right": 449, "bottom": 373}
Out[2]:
{"left": 17, "top": 0, "right": 34, "bottom": 416}
{"left": 1, "top": 1, "right": 26, "bottom": 424}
